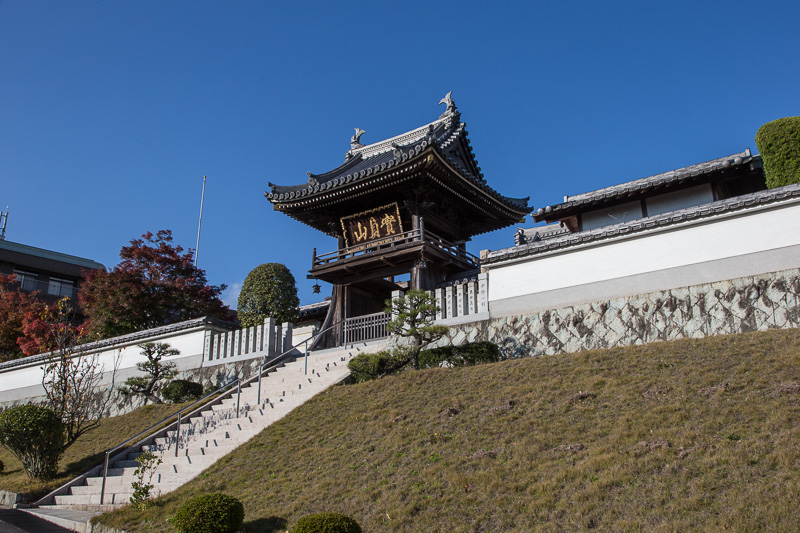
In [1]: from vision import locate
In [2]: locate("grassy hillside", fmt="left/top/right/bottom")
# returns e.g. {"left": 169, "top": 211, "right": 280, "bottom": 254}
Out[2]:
{"left": 92, "top": 329, "right": 800, "bottom": 532}
{"left": 0, "top": 403, "right": 187, "bottom": 501}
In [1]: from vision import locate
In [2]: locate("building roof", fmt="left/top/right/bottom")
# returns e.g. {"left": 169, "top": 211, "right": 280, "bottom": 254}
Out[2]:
{"left": 297, "top": 299, "right": 330, "bottom": 322}
{"left": 533, "top": 149, "right": 762, "bottom": 222}
{"left": 0, "top": 239, "right": 106, "bottom": 271}
{"left": 485, "top": 183, "right": 800, "bottom": 265}
{"left": 266, "top": 93, "right": 530, "bottom": 224}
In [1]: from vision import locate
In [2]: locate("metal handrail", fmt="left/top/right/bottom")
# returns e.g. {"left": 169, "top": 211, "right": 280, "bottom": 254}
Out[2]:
{"left": 98, "top": 319, "right": 347, "bottom": 505}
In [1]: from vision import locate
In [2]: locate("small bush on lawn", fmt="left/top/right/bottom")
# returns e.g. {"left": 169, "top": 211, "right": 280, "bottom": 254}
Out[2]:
{"left": 419, "top": 341, "right": 500, "bottom": 368}
{"left": 290, "top": 512, "right": 362, "bottom": 533}
{"left": 756, "top": 116, "right": 800, "bottom": 188}
{"left": 0, "top": 458, "right": 4, "bottom": 474}
{"left": 173, "top": 492, "right": 244, "bottom": 533}
{"left": 162, "top": 379, "right": 204, "bottom": 403}
{"left": 347, "top": 348, "right": 410, "bottom": 383}
{"left": 0, "top": 404, "right": 65, "bottom": 479}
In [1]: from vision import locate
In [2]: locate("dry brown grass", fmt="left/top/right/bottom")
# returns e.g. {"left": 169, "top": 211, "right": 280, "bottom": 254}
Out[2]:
{"left": 90, "top": 329, "right": 800, "bottom": 531}
{"left": 0, "top": 403, "right": 187, "bottom": 501}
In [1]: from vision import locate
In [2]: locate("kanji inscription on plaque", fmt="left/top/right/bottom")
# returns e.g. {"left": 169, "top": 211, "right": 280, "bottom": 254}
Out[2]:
{"left": 340, "top": 202, "right": 404, "bottom": 247}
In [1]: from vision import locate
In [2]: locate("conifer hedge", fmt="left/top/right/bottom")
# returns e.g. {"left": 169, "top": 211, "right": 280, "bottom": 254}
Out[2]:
{"left": 755, "top": 116, "right": 800, "bottom": 188}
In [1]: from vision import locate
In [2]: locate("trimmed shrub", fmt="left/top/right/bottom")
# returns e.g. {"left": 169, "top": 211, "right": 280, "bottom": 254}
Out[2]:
{"left": 0, "top": 458, "right": 4, "bottom": 474}
{"left": 0, "top": 404, "right": 65, "bottom": 479}
{"left": 237, "top": 263, "right": 300, "bottom": 327}
{"left": 755, "top": 116, "right": 800, "bottom": 188}
{"left": 162, "top": 379, "right": 204, "bottom": 403}
{"left": 347, "top": 348, "right": 410, "bottom": 383}
{"left": 419, "top": 341, "right": 500, "bottom": 368}
{"left": 290, "top": 512, "right": 362, "bottom": 533}
{"left": 173, "top": 492, "right": 244, "bottom": 533}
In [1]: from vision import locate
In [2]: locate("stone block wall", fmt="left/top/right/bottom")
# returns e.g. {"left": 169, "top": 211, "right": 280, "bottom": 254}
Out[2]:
{"left": 434, "top": 268, "right": 800, "bottom": 359}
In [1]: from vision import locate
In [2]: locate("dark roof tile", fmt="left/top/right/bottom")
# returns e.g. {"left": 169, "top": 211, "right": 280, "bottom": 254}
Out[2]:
{"left": 487, "top": 184, "right": 800, "bottom": 265}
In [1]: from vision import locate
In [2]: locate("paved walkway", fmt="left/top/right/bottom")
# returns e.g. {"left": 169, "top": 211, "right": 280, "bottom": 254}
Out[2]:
{"left": 0, "top": 508, "right": 75, "bottom": 533}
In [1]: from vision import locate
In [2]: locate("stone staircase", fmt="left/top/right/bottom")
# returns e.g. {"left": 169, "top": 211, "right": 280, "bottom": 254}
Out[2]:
{"left": 26, "top": 340, "right": 386, "bottom": 528}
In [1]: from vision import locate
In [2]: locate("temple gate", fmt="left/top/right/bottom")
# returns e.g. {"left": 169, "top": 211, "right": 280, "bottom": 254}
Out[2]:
{"left": 266, "top": 93, "right": 530, "bottom": 347}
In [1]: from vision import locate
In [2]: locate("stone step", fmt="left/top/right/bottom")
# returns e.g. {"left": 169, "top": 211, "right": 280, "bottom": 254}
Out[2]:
{"left": 51, "top": 344, "right": 382, "bottom": 511}
{"left": 55, "top": 492, "right": 133, "bottom": 506}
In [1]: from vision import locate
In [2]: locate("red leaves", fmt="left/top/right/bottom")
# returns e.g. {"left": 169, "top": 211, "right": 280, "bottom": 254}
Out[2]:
{"left": 0, "top": 273, "right": 47, "bottom": 360}
{"left": 78, "top": 230, "right": 228, "bottom": 338}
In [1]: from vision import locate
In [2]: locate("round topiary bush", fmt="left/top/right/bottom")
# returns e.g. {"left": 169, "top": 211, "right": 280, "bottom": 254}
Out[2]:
{"left": 0, "top": 458, "right": 4, "bottom": 474}
{"left": 162, "top": 379, "right": 204, "bottom": 403}
{"left": 237, "top": 263, "right": 300, "bottom": 328}
{"left": 0, "top": 404, "right": 65, "bottom": 479}
{"left": 173, "top": 492, "right": 244, "bottom": 533}
{"left": 290, "top": 512, "right": 362, "bottom": 533}
{"left": 755, "top": 116, "right": 800, "bottom": 188}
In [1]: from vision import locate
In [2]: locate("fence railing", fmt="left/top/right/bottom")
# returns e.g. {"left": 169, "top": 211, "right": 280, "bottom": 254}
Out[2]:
{"left": 204, "top": 317, "right": 293, "bottom": 363}
{"left": 385, "top": 274, "right": 489, "bottom": 325}
{"left": 343, "top": 312, "right": 390, "bottom": 344}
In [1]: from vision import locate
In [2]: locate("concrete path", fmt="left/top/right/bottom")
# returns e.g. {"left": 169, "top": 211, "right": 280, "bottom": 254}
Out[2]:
{"left": 0, "top": 508, "right": 74, "bottom": 533}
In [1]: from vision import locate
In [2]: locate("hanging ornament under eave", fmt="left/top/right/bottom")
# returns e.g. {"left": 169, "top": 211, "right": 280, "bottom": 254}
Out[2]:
{"left": 312, "top": 281, "right": 321, "bottom": 294}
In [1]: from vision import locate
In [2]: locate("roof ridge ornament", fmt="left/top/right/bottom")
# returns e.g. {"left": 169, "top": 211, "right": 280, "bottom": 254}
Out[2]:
{"left": 439, "top": 91, "right": 457, "bottom": 118}
{"left": 350, "top": 128, "right": 366, "bottom": 149}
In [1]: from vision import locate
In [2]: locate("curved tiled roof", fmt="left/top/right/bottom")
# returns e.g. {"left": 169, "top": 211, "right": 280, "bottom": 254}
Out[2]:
{"left": 486, "top": 184, "right": 800, "bottom": 265}
{"left": 533, "top": 149, "right": 760, "bottom": 221}
{"left": 266, "top": 94, "right": 530, "bottom": 213}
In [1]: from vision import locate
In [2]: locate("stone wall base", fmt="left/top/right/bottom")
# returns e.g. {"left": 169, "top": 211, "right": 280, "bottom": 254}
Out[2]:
{"left": 435, "top": 267, "right": 800, "bottom": 358}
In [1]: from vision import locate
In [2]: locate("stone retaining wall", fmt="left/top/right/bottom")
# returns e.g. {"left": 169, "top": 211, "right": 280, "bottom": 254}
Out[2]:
{"left": 434, "top": 267, "right": 800, "bottom": 358}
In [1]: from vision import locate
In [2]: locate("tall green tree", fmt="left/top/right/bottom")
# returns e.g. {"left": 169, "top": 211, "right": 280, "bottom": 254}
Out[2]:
{"left": 237, "top": 263, "right": 299, "bottom": 327}
{"left": 79, "top": 230, "right": 228, "bottom": 338}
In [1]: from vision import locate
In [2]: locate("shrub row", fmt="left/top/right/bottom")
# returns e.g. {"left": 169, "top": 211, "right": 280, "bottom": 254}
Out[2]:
{"left": 419, "top": 341, "right": 500, "bottom": 368}
{"left": 172, "top": 493, "right": 361, "bottom": 533}
{"left": 348, "top": 341, "right": 500, "bottom": 383}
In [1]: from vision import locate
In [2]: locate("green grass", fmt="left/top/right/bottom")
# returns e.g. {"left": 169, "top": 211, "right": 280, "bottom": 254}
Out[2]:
{"left": 0, "top": 403, "right": 188, "bottom": 501}
{"left": 88, "top": 329, "right": 800, "bottom": 530}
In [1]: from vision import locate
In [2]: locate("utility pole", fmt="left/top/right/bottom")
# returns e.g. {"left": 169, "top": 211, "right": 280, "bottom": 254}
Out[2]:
{"left": 195, "top": 176, "right": 206, "bottom": 268}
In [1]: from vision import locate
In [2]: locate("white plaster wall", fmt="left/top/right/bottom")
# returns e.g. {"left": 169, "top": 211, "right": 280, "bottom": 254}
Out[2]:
{"left": 0, "top": 321, "right": 321, "bottom": 406}
{"left": 0, "top": 327, "right": 208, "bottom": 404}
{"left": 645, "top": 184, "right": 713, "bottom": 216}
{"left": 488, "top": 201, "right": 800, "bottom": 306}
{"left": 291, "top": 325, "right": 317, "bottom": 353}
{"left": 580, "top": 200, "right": 642, "bottom": 231}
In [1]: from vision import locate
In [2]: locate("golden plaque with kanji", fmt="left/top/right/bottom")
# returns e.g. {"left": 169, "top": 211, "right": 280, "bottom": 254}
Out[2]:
{"left": 340, "top": 202, "right": 404, "bottom": 247}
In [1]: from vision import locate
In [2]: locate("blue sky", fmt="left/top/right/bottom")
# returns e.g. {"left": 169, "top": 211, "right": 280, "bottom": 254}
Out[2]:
{"left": 1, "top": 0, "right": 798, "bottom": 308}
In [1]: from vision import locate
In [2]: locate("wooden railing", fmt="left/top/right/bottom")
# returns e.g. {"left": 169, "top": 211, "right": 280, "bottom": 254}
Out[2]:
{"left": 312, "top": 228, "right": 479, "bottom": 269}
{"left": 342, "top": 312, "right": 391, "bottom": 344}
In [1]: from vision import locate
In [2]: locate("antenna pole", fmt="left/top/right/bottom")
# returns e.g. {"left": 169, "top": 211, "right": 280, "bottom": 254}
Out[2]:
{"left": 0, "top": 206, "right": 8, "bottom": 241}
{"left": 195, "top": 176, "right": 206, "bottom": 268}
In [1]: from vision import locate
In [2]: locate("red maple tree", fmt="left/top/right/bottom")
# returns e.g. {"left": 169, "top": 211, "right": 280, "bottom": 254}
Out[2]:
{"left": 79, "top": 230, "right": 228, "bottom": 339}
{"left": 0, "top": 273, "right": 46, "bottom": 361}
